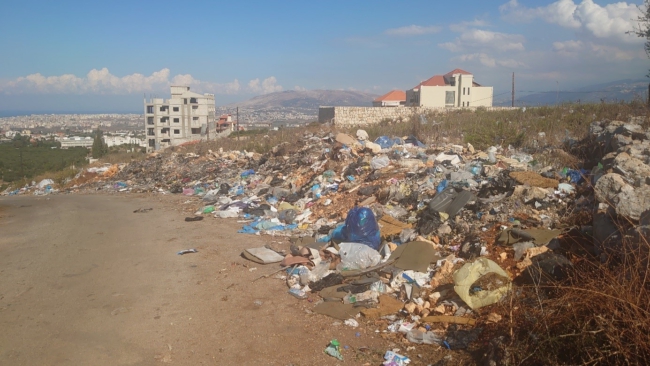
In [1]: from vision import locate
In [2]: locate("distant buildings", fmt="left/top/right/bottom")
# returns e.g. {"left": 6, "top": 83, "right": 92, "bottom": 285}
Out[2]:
{"left": 373, "top": 90, "right": 406, "bottom": 107}
{"left": 103, "top": 135, "right": 146, "bottom": 148}
{"left": 60, "top": 136, "right": 93, "bottom": 148}
{"left": 217, "top": 114, "right": 235, "bottom": 133}
{"left": 405, "top": 69, "right": 493, "bottom": 108}
{"left": 144, "top": 86, "right": 216, "bottom": 151}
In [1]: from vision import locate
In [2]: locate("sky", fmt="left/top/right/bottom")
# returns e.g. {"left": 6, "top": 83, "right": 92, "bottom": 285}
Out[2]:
{"left": 0, "top": 0, "right": 648, "bottom": 113}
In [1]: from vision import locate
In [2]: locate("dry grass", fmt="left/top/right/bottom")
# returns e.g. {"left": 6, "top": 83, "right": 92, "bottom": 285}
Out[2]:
{"left": 177, "top": 123, "right": 332, "bottom": 155}
{"left": 97, "top": 150, "right": 148, "bottom": 165}
{"left": 360, "top": 102, "right": 648, "bottom": 150}
{"left": 498, "top": 229, "right": 650, "bottom": 365}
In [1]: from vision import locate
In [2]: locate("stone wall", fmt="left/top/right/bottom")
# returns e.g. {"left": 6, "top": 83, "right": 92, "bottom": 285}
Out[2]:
{"left": 318, "top": 106, "right": 517, "bottom": 126}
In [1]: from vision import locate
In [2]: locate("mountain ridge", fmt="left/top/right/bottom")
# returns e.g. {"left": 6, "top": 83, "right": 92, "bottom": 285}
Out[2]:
{"left": 219, "top": 89, "right": 379, "bottom": 109}
{"left": 497, "top": 79, "right": 648, "bottom": 106}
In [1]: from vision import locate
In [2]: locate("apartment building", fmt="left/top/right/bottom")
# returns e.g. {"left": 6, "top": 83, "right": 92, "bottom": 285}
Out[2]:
{"left": 144, "top": 86, "right": 216, "bottom": 151}
{"left": 405, "top": 69, "right": 493, "bottom": 108}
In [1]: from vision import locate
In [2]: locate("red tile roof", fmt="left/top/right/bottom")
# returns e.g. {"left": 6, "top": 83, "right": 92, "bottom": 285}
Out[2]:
{"left": 412, "top": 69, "right": 479, "bottom": 89}
{"left": 444, "top": 68, "right": 472, "bottom": 76}
{"left": 412, "top": 75, "right": 447, "bottom": 89}
{"left": 374, "top": 90, "right": 406, "bottom": 102}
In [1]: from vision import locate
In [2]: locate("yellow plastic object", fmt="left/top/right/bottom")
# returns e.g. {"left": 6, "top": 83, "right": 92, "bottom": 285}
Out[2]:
{"left": 453, "top": 258, "right": 511, "bottom": 310}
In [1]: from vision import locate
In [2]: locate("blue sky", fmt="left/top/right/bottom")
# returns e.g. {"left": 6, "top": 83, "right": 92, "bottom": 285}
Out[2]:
{"left": 0, "top": 0, "right": 647, "bottom": 112}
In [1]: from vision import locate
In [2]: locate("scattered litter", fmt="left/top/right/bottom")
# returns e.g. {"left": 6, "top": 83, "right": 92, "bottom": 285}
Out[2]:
{"left": 184, "top": 216, "right": 204, "bottom": 222}
{"left": 133, "top": 208, "right": 153, "bottom": 213}
{"left": 177, "top": 249, "right": 198, "bottom": 255}
{"left": 324, "top": 339, "right": 343, "bottom": 361}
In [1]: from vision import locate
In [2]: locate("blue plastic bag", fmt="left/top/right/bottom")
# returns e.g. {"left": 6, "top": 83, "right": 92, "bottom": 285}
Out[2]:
{"left": 375, "top": 136, "right": 395, "bottom": 149}
{"left": 240, "top": 169, "right": 255, "bottom": 178}
{"left": 332, "top": 207, "right": 381, "bottom": 250}
{"left": 436, "top": 179, "right": 448, "bottom": 193}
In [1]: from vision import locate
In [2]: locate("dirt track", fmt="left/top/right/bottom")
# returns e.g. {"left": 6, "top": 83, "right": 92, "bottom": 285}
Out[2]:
{"left": 0, "top": 194, "right": 393, "bottom": 366}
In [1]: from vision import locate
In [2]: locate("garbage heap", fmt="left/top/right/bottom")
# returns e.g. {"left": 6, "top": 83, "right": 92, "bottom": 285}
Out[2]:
{"left": 48, "top": 119, "right": 649, "bottom": 357}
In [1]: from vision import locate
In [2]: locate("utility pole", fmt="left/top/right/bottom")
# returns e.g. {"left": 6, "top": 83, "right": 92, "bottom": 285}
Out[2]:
{"left": 512, "top": 72, "right": 515, "bottom": 107}
{"left": 236, "top": 107, "right": 239, "bottom": 141}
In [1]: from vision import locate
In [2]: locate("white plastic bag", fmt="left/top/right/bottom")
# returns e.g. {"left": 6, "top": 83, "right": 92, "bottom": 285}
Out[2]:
{"left": 337, "top": 242, "right": 381, "bottom": 271}
{"left": 370, "top": 155, "right": 390, "bottom": 170}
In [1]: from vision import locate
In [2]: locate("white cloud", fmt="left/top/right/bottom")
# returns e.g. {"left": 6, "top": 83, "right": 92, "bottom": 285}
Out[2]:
{"left": 553, "top": 40, "right": 585, "bottom": 53}
{"left": 247, "top": 76, "right": 283, "bottom": 94}
{"left": 589, "top": 43, "right": 645, "bottom": 60}
{"left": 500, "top": 0, "right": 643, "bottom": 43}
{"left": 385, "top": 25, "right": 442, "bottom": 36}
{"left": 440, "top": 29, "right": 525, "bottom": 52}
{"left": 0, "top": 68, "right": 285, "bottom": 95}
{"left": 449, "top": 20, "right": 490, "bottom": 32}
{"left": 455, "top": 53, "right": 527, "bottom": 68}
{"left": 552, "top": 39, "right": 643, "bottom": 60}
{"left": 294, "top": 85, "right": 306, "bottom": 91}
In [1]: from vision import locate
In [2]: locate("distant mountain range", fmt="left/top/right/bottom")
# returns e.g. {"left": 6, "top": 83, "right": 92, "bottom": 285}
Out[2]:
{"left": 217, "top": 89, "right": 379, "bottom": 124}
{"left": 220, "top": 89, "right": 378, "bottom": 109}
{"left": 497, "top": 79, "right": 649, "bottom": 106}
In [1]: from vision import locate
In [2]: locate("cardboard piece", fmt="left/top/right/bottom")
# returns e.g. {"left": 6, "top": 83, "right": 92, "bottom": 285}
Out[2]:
{"left": 497, "top": 228, "right": 563, "bottom": 246}
{"left": 242, "top": 247, "right": 284, "bottom": 264}
{"left": 361, "top": 295, "right": 404, "bottom": 319}
{"left": 378, "top": 215, "right": 411, "bottom": 237}
{"left": 421, "top": 315, "right": 477, "bottom": 326}
{"left": 389, "top": 241, "right": 441, "bottom": 273}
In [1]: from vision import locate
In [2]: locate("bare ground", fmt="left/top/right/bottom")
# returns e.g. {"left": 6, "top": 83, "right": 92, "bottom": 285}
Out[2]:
{"left": 0, "top": 194, "right": 411, "bottom": 366}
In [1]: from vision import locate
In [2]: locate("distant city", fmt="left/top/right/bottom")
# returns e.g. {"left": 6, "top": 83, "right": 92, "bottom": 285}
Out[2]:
{"left": 0, "top": 106, "right": 318, "bottom": 149}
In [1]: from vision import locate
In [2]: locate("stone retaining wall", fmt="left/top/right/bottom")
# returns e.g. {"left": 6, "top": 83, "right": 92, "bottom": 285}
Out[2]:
{"left": 318, "top": 106, "right": 518, "bottom": 126}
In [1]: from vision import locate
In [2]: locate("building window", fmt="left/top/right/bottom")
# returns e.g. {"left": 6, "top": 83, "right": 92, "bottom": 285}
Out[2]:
{"left": 463, "top": 88, "right": 465, "bottom": 95}
{"left": 184, "top": 98, "right": 187, "bottom": 104}
{"left": 174, "top": 129, "right": 180, "bottom": 134}
{"left": 193, "top": 117, "right": 199, "bottom": 121}
{"left": 160, "top": 117, "right": 169, "bottom": 123}
{"left": 467, "top": 101, "right": 470, "bottom": 107}
{"left": 192, "top": 105, "right": 198, "bottom": 110}
{"left": 173, "top": 107, "right": 179, "bottom": 112}
{"left": 468, "top": 88, "right": 470, "bottom": 95}
{"left": 190, "top": 98, "right": 197, "bottom": 103}
{"left": 148, "top": 139, "right": 155, "bottom": 147}
{"left": 173, "top": 118, "right": 179, "bottom": 123}
{"left": 191, "top": 128, "right": 201, "bottom": 134}
{"left": 160, "top": 106, "right": 168, "bottom": 112}
{"left": 445, "top": 91, "right": 455, "bottom": 106}
{"left": 147, "top": 128, "right": 154, "bottom": 136}
{"left": 146, "top": 105, "right": 154, "bottom": 114}
{"left": 147, "top": 117, "right": 154, "bottom": 125}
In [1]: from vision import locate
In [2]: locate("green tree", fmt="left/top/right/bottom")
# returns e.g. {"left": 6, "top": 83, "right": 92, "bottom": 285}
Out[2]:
{"left": 91, "top": 129, "right": 108, "bottom": 158}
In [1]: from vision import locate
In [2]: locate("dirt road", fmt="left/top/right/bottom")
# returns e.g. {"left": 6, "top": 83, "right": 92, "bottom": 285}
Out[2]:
{"left": 0, "top": 194, "right": 394, "bottom": 365}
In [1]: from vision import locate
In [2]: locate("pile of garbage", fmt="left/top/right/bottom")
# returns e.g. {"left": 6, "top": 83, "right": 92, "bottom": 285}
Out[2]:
{"left": 14, "top": 117, "right": 648, "bottom": 358}
{"left": 2, "top": 178, "right": 58, "bottom": 196}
